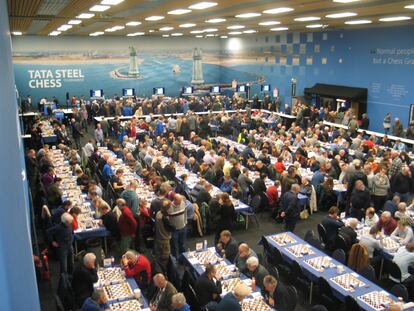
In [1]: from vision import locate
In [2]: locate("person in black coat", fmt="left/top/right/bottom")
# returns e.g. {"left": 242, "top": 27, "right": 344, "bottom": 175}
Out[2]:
{"left": 72, "top": 253, "right": 98, "bottom": 307}
{"left": 194, "top": 264, "right": 222, "bottom": 308}
{"left": 349, "top": 180, "right": 371, "bottom": 220}
{"left": 161, "top": 161, "right": 176, "bottom": 181}
{"left": 321, "top": 206, "right": 345, "bottom": 249}
{"left": 338, "top": 218, "right": 358, "bottom": 248}
{"left": 252, "top": 173, "right": 267, "bottom": 195}
{"left": 100, "top": 203, "right": 120, "bottom": 241}
{"left": 215, "top": 193, "right": 236, "bottom": 242}
{"left": 262, "top": 275, "right": 290, "bottom": 311}
{"left": 280, "top": 184, "right": 301, "bottom": 232}
{"left": 241, "top": 143, "right": 256, "bottom": 161}
{"left": 196, "top": 183, "right": 212, "bottom": 207}
{"left": 216, "top": 230, "right": 238, "bottom": 263}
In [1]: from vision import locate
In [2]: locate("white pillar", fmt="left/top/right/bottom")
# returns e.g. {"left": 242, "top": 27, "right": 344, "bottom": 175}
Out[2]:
{"left": 191, "top": 47, "right": 204, "bottom": 85}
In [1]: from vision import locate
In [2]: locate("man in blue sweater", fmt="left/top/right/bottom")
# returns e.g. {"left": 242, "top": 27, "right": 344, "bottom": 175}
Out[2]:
{"left": 80, "top": 289, "right": 110, "bottom": 311}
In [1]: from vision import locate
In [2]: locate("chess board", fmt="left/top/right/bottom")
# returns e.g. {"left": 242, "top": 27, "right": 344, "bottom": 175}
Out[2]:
{"left": 330, "top": 273, "right": 366, "bottom": 291}
{"left": 97, "top": 267, "right": 126, "bottom": 284}
{"left": 215, "top": 265, "right": 235, "bottom": 279}
{"left": 104, "top": 282, "right": 133, "bottom": 300}
{"left": 304, "top": 256, "right": 333, "bottom": 272}
{"left": 110, "top": 299, "right": 141, "bottom": 310}
{"left": 241, "top": 297, "right": 272, "bottom": 311}
{"left": 357, "top": 227, "right": 371, "bottom": 237}
{"left": 358, "top": 291, "right": 393, "bottom": 311}
{"left": 382, "top": 237, "right": 400, "bottom": 252}
{"left": 222, "top": 278, "right": 241, "bottom": 292}
{"left": 285, "top": 244, "right": 315, "bottom": 258}
{"left": 192, "top": 250, "right": 221, "bottom": 265}
{"left": 77, "top": 219, "right": 100, "bottom": 230}
{"left": 270, "top": 234, "right": 296, "bottom": 246}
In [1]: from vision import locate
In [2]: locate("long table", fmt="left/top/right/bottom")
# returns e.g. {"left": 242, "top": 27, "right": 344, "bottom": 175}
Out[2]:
{"left": 263, "top": 232, "right": 413, "bottom": 311}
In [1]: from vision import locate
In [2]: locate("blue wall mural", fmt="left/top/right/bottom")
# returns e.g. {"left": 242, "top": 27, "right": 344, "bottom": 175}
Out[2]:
{"left": 12, "top": 26, "right": 414, "bottom": 132}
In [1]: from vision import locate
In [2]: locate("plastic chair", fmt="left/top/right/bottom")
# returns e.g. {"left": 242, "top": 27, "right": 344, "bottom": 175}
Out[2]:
{"left": 317, "top": 223, "right": 329, "bottom": 247}
{"left": 290, "top": 260, "right": 311, "bottom": 293}
{"left": 390, "top": 284, "right": 409, "bottom": 302}
{"left": 335, "top": 234, "right": 350, "bottom": 254}
{"left": 386, "top": 260, "right": 402, "bottom": 283}
{"left": 287, "top": 285, "right": 298, "bottom": 310}
{"left": 317, "top": 277, "right": 340, "bottom": 311}
{"left": 345, "top": 295, "right": 362, "bottom": 311}
{"left": 332, "top": 249, "right": 346, "bottom": 264}
{"left": 359, "top": 264, "right": 376, "bottom": 282}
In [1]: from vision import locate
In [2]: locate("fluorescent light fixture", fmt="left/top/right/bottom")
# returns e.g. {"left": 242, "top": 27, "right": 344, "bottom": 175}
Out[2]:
{"left": 196, "top": 35, "right": 203, "bottom": 38}
{"left": 159, "top": 26, "right": 174, "bottom": 31}
{"left": 220, "top": 35, "right": 228, "bottom": 38}
{"left": 405, "top": 5, "right": 414, "bottom": 9}
{"left": 168, "top": 9, "right": 191, "bottom": 15}
{"left": 205, "top": 34, "right": 215, "bottom": 37}
{"left": 235, "top": 13, "right": 262, "bottom": 18}
{"left": 179, "top": 23, "right": 196, "bottom": 28}
{"left": 171, "top": 33, "right": 183, "bottom": 36}
{"left": 101, "top": 0, "right": 124, "bottom": 4}
{"left": 190, "top": 30, "right": 204, "bottom": 34}
{"left": 149, "top": 30, "right": 155, "bottom": 33}
{"left": 57, "top": 25, "right": 72, "bottom": 31}
{"left": 263, "top": 7, "right": 294, "bottom": 14}
{"left": 206, "top": 18, "right": 226, "bottom": 23}
{"left": 162, "top": 34, "right": 170, "bottom": 37}
{"left": 12, "top": 31, "right": 22, "bottom": 35}
{"left": 203, "top": 28, "right": 218, "bottom": 32}
{"left": 89, "top": 31, "right": 104, "bottom": 36}
{"left": 227, "top": 25, "right": 245, "bottom": 29}
{"left": 294, "top": 16, "right": 321, "bottom": 22}
{"left": 270, "top": 27, "right": 289, "bottom": 31}
{"left": 127, "top": 32, "right": 145, "bottom": 36}
{"left": 105, "top": 26, "right": 125, "bottom": 32}
{"left": 49, "top": 31, "right": 61, "bottom": 36}
{"left": 306, "top": 24, "right": 324, "bottom": 28}
{"left": 345, "top": 19, "right": 372, "bottom": 25}
{"left": 228, "top": 31, "right": 242, "bottom": 35}
{"left": 379, "top": 16, "right": 412, "bottom": 22}
{"left": 326, "top": 12, "right": 357, "bottom": 18}
{"left": 145, "top": 16, "right": 165, "bottom": 21}
{"left": 258, "top": 21, "right": 280, "bottom": 26}
{"left": 90, "top": 5, "right": 110, "bottom": 12}
{"left": 333, "top": 0, "right": 360, "bottom": 2}
{"left": 77, "top": 13, "right": 95, "bottom": 19}
{"left": 243, "top": 29, "right": 257, "bottom": 33}
{"left": 126, "top": 21, "right": 141, "bottom": 26}
{"left": 68, "top": 20, "right": 82, "bottom": 25}
{"left": 189, "top": 2, "right": 218, "bottom": 10}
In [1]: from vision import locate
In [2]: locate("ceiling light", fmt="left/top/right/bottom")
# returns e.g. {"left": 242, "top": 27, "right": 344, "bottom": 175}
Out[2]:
{"left": 326, "top": 12, "right": 357, "bottom": 18}
{"left": 228, "top": 31, "right": 242, "bottom": 35}
{"left": 89, "top": 31, "right": 104, "bottom": 36}
{"left": 162, "top": 34, "right": 170, "bottom": 37}
{"left": 227, "top": 25, "right": 245, "bottom": 29}
{"left": 258, "top": 21, "right": 280, "bottom": 26}
{"left": 101, "top": 0, "right": 124, "bottom": 4}
{"left": 405, "top": 5, "right": 414, "bottom": 9}
{"left": 126, "top": 21, "right": 141, "bottom": 26}
{"left": 68, "top": 20, "right": 82, "bottom": 25}
{"left": 294, "top": 16, "right": 321, "bottom": 22}
{"left": 235, "top": 13, "right": 262, "bottom": 18}
{"left": 203, "top": 28, "right": 218, "bottom": 32}
{"left": 270, "top": 27, "right": 289, "bottom": 31}
{"left": 379, "top": 16, "right": 412, "bottom": 22}
{"left": 171, "top": 33, "right": 183, "bottom": 36}
{"left": 333, "top": 0, "right": 360, "bottom": 3}
{"left": 189, "top": 2, "right": 218, "bottom": 10}
{"left": 306, "top": 24, "right": 324, "bottom": 28}
{"left": 57, "top": 25, "right": 72, "bottom": 31}
{"left": 205, "top": 34, "right": 215, "bottom": 37}
{"left": 206, "top": 18, "right": 226, "bottom": 23}
{"left": 105, "top": 26, "right": 125, "bottom": 32}
{"left": 190, "top": 30, "right": 204, "bottom": 34}
{"left": 243, "top": 29, "right": 257, "bottom": 33}
{"left": 49, "top": 31, "right": 61, "bottom": 36}
{"left": 149, "top": 30, "right": 155, "bottom": 33}
{"left": 168, "top": 9, "right": 192, "bottom": 15}
{"left": 145, "top": 16, "right": 165, "bottom": 21}
{"left": 196, "top": 35, "right": 203, "bottom": 38}
{"left": 345, "top": 19, "right": 372, "bottom": 25}
{"left": 179, "top": 23, "right": 196, "bottom": 28}
{"left": 263, "top": 7, "right": 294, "bottom": 14}
{"left": 220, "top": 35, "right": 228, "bottom": 38}
{"left": 12, "top": 31, "right": 22, "bottom": 35}
{"left": 77, "top": 13, "right": 95, "bottom": 19}
{"left": 159, "top": 26, "right": 174, "bottom": 31}
{"left": 90, "top": 5, "right": 110, "bottom": 12}
{"left": 127, "top": 32, "right": 145, "bottom": 36}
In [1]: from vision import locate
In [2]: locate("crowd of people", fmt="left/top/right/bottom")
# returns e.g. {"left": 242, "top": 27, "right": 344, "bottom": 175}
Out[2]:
{"left": 24, "top": 93, "right": 414, "bottom": 310}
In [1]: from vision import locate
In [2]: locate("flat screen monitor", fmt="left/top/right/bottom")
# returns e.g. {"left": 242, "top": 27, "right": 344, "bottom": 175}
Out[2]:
{"left": 261, "top": 84, "right": 271, "bottom": 92}
{"left": 237, "top": 85, "right": 246, "bottom": 93}
{"left": 153, "top": 87, "right": 165, "bottom": 95}
{"left": 90, "top": 89, "right": 103, "bottom": 97}
{"left": 122, "top": 88, "right": 135, "bottom": 96}
{"left": 183, "top": 86, "right": 193, "bottom": 95}
{"left": 211, "top": 85, "right": 220, "bottom": 93}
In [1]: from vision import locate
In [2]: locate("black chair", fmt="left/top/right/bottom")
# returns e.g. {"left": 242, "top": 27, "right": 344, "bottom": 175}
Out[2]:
{"left": 336, "top": 234, "right": 351, "bottom": 253}
{"left": 332, "top": 249, "right": 346, "bottom": 265}
{"left": 359, "top": 264, "right": 376, "bottom": 282}
{"left": 55, "top": 295, "right": 65, "bottom": 311}
{"left": 317, "top": 224, "right": 329, "bottom": 248}
{"left": 311, "top": 305, "right": 328, "bottom": 311}
{"left": 390, "top": 284, "right": 409, "bottom": 302}
{"left": 345, "top": 295, "right": 362, "bottom": 311}
{"left": 385, "top": 260, "right": 402, "bottom": 283}
{"left": 287, "top": 285, "right": 298, "bottom": 310}
{"left": 304, "top": 229, "right": 316, "bottom": 243}
{"left": 290, "top": 260, "right": 311, "bottom": 294}
{"left": 317, "top": 277, "right": 340, "bottom": 311}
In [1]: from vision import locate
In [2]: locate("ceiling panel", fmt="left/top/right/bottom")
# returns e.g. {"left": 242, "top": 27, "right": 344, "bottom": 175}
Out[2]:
{"left": 37, "top": 0, "right": 71, "bottom": 16}
{"left": 25, "top": 20, "right": 50, "bottom": 35}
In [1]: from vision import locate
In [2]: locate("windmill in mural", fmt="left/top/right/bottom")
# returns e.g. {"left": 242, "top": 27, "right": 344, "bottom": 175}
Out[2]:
{"left": 128, "top": 46, "right": 140, "bottom": 78}
{"left": 191, "top": 47, "right": 204, "bottom": 85}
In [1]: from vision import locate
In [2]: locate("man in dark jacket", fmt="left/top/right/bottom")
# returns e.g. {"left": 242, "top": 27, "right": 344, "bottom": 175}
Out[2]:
{"left": 338, "top": 218, "right": 358, "bottom": 248}
{"left": 72, "top": 253, "right": 98, "bottom": 307}
{"left": 349, "top": 180, "right": 371, "bottom": 220}
{"left": 321, "top": 206, "right": 345, "bottom": 250}
{"left": 195, "top": 264, "right": 222, "bottom": 308}
{"left": 262, "top": 275, "right": 290, "bottom": 311}
{"left": 216, "top": 230, "right": 238, "bottom": 263}
{"left": 280, "top": 184, "right": 301, "bottom": 232}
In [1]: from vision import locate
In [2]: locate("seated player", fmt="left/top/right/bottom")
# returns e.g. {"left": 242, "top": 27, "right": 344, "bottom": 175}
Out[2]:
{"left": 121, "top": 250, "right": 151, "bottom": 290}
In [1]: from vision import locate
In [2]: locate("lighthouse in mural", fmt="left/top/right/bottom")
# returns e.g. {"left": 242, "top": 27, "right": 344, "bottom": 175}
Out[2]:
{"left": 191, "top": 47, "right": 204, "bottom": 85}
{"left": 128, "top": 46, "right": 139, "bottom": 78}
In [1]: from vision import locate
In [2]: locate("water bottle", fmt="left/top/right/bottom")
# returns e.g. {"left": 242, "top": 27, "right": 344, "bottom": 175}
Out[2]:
{"left": 361, "top": 218, "right": 365, "bottom": 225}
{"left": 111, "top": 256, "right": 115, "bottom": 267}
{"left": 397, "top": 297, "right": 404, "bottom": 308}
{"left": 203, "top": 239, "right": 208, "bottom": 250}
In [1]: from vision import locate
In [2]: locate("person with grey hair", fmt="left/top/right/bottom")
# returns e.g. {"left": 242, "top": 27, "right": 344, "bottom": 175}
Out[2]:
{"left": 46, "top": 212, "right": 74, "bottom": 273}
{"left": 234, "top": 243, "right": 258, "bottom": 274}
{"left": 150, "top": 273, "right": 177, "bottom": 311}
{"left": 262, "top": 275, "right": 290, "bottom": 311}
{"left": 338, "top": 218, "right": 358, "bottom": 248}
{"left": 377, "top": 211, "right": 398, "bottom": 236}
{"left": 80, "top": 288, "right": 110, "bottom": 311}
{"left": 216, "top": 282, "right": 251, "bottom": 311}
{"left": 171, "top": 293, "right": 190, "bottom": 311}
{"left": 72, "top": 253, "right": 98, "bottom": 307}
{"left": 117, "top": 198, "right": 137, "bottom": 254}
{"left": 280, "top": 183, "right": 301, "bottom": 232}
{"left": 245, "top": 256, "right": 269, "bottom": 290}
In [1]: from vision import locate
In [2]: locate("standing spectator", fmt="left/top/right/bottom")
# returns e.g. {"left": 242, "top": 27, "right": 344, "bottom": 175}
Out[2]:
{"left": 280, "top": 184, "right": 301, "bottom": 232}
{"left": 360, "top": 113, "right": 370, "bottom": 130}
{"left": 169, "top": 194, "right": 187, "bottom": 258}
{"left": 372, "top": 167, "right": 390, "bottom": 211}
{"left": 72, "top": 253, "right": 98, "bottom": 307}
{"left": 71, "top": 117, "right": 83, "bottom": 150}
{"left": 215, "top": 193, "right": 236, "bottom": 242}
{"left": 389, "top": 151, "right": 403, "bottom": 179}
{"left": 383, "top": 112, "right": 391, "bottom": 134}
{"left": 392, "top": 117, "right": 404, "bottom": 137}
{"left": 94, "top": 123, "right": 104, "bottom": 145}
{"left": 80, "top": 104, "right": 88, "bottom": 131}
{"left": 349, "top": 180, "right": 371, "bottom": 220}
{"left": 154, "top": 200, "right": 175, "bottom": 270}
{"left": 117, "top": 198, "right": 137, "bottom": 254}
{"left": 392, "top": 166, "right": 413, "bottom": 202}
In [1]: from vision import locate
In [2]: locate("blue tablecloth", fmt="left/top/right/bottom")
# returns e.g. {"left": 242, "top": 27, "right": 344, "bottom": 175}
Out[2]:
{"left": 74, "top": 227, "right": 110, "bottom": 240}
{"left": 42, "top": 135, "right": 57, "bottom": 144}
{"left": 125, "top": 277, "right": 149, "bottom": 308}
{"left": 264, "top": 232, "right": 404, "bottom": 311}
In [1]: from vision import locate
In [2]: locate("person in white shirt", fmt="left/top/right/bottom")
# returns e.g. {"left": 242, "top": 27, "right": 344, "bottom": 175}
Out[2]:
{"left": 391, "top": 220, "right": 414, "bottom": 245}
{"left": 365, "top": 207, "right": 379, "bottom": 228}
{"left": 393, "top": 243, "right": 414, "bottom": 282}
{"left": 359, "top": 226, "right": 383, "bottom": 259}
{"left": 395, "top": 202, "right": 414, "bottom": 227}
{"left": 84, "top": 140, "right": 94, "bottom": 157}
